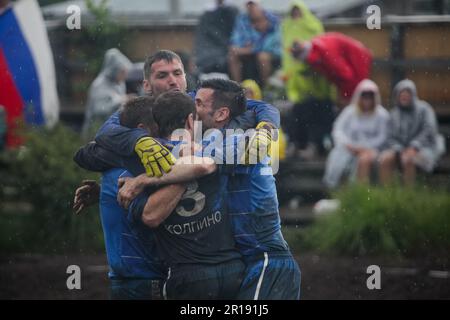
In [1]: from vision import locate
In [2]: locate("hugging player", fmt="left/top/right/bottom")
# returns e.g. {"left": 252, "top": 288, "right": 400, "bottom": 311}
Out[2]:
{"left": 73, "top": 50, "right": 300, "bottom": 299}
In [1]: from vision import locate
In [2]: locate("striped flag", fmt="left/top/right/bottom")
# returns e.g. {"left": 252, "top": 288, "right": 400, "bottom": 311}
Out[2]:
{"left": 0, "top": 0, "right": 59, "bottom": 147}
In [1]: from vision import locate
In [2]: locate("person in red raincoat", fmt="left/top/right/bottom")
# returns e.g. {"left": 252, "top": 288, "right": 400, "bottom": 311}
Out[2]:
{"left": 291, "top": 32, "right": 372, "bottom": 104}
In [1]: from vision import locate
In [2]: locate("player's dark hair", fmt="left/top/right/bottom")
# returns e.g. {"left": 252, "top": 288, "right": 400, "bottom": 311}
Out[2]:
{"left": 119, "top": 96, "right": 156, "bottom": 130}
{"left": 199, "top": 79, "right": 247, "bottom": 118}
{"left": 153, "top": 91, "right": 195, "bottom": 138}
{"left": 143, "top": 50, "right": 183, "bottom": 80}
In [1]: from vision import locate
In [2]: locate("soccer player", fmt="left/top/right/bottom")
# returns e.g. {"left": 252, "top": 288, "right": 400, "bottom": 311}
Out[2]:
{"left": 92, "top": 50, "right": 280, "bottom": 178}
{"left": 84, "top": 96, "right": 166, "bottom": 299}
{"left": 127, "top": 91, "right": 245, "bottom": 300}
{"left": 74, "top": 49, "right": 279, "bottom": 220}
{"left": 120, "top": 79, "right": 301, "bottom": 300}
{"left": 196, "top": 80, "right": 300, "bottom": 300}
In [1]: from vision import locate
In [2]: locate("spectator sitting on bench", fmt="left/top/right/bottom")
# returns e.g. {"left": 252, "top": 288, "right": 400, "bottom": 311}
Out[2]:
{"left": 228, "top": 0, "right": 281, "bottom": 87}
{"left": 323, "top": 79, "right": 390, "bottom": 189}
{"left": 379, "top": 79, "right": 446, "bottom": 186}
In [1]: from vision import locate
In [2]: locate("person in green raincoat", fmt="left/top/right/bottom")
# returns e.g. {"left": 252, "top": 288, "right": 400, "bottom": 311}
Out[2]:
{"left": 281, "top": 0, "right": 330, "bottom": 103}
{"left": 281, "top": 1, "right": 335, "bottom": 155}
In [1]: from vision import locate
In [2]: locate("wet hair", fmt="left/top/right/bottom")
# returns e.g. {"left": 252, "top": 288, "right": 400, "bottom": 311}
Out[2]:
{"left": 119, "top": 96, "right": 156, "bottom": 131}
{"left": 143, "top": 50, "right": 183, "bottom": 80}
{"left": 152, "top": 91, "right": 195, "bottom": 138}
{"left": 199, "top": 79, "right": 247, "bottom": 118}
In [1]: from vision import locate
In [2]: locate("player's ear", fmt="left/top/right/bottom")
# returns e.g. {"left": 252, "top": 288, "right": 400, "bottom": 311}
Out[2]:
{"left": 137, "top": 123, "right": 153, "bottom": 134}
{"left": 215, "top": 107, "right": 230, "bottom": 122}
{"left": 186, "top": 113, "right": 194, "bottom": 131}
{"left": 143, "top": 79, "right": 151, "bottom": 94}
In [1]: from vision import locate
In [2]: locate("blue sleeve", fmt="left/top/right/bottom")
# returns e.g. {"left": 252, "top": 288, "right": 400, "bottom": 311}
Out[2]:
{"left": 73, "top": 142, "right": 125, "bottom": 172}
{"left": 246, "top": 99, "right": 280, "bottom": 128}
{"left": 94, "top": 111, "right": 149, "bottom": 156}
{"left": 226, "top": 99, "right": 280, "bottom": 130}
{"left": 128, "top": 192, "right": 149, "bottom": 224}
{"left": 73, "top": 141, "right": 146, "bottom": 176}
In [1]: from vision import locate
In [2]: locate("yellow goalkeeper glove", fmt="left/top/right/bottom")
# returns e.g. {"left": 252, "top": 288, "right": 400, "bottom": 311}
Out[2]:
{"left": 135, "top": 137, "right": 176, "bottom": 177}
{"left": 242, "top": 121, "right": 277, "bottom": 164}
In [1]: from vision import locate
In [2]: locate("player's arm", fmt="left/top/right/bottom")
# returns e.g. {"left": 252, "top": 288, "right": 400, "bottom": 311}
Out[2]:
{"left": 117, "top": 156, "right": 216, "bottom": 209}
{"left": 94, "top": 111, "right": 148, "bottom": 156}
{"left": 246, "top": 99, "right": 280, "bottom": 129}
{"left": 232, "top": 99, "right": 280, "bottom": 163}
{"left": 128, "top": 184, "right": 186, "bottom": 229}
{"left": 139, "top": 155, "right": 217, "bottom": 186}
{"left": 94, "top": 111, "right": 175, "bottom": 177}
{"left": 228, "top": 99, "right": 280, "bottom": 131}
{"left": 74, "top": 141, "right": 125, "bottom": 172}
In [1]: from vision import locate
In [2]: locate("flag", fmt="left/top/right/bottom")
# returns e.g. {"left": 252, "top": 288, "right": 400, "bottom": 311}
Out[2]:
{"left": 0, "top": 0, "right": 59, "bottom": 147}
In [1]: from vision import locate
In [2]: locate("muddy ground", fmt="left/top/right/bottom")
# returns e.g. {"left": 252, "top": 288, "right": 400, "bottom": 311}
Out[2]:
{"left": 1, "top": 252, "right": 448, "bottom": 300}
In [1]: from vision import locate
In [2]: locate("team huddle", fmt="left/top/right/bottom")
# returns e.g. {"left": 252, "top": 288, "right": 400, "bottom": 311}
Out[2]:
{"left": 73, "top": 50, "right": 301, "bottom": 300}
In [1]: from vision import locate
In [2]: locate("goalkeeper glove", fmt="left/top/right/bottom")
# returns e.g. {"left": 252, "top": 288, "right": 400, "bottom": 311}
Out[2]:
{"left": 135, "top": 137, "right": 176, "bottom": 177}
{"left": 242, "top": 121, "right": 277, "bottom": 164}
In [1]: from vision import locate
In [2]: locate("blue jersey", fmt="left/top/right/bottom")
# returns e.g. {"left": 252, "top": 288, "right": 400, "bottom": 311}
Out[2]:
{"left": 94, "top": 95, "right": 280, "bottom": 157}
{"left": 226, "top": 164, "right": 289, "bottom": 256}
{"left": 203, "top": 132, "right": 290, "bottom": 257}
{"left": 99, "top": 168, "right": 166, "bottom": 279}
{"left": 129, "top": 140, "right": 240, "bottom": 267}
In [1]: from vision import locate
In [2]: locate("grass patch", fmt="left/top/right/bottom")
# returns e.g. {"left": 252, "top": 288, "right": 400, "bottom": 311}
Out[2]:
{"left": 288, "top": 185, "right": 450, "bottom": 257}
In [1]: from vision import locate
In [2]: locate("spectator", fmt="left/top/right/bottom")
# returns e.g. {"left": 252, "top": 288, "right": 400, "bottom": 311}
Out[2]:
{"left": 379, "top": 79, "right": 446, "bottom": 186}
{"left": 282, "top": 1, "right": 335, "bottom": 156}
{"left": 323, "top": 79, "right": 390, "bottom": 189}
{"left": 291, "top": 32, "right": 372, "bottom": 105}
{"left": 82, "top": 48, "right": 133, "bottom": 138}
{"left": 281, "top": 0, "right": 328, "bottom": 104}
{"left": 194, "top": 0, "right": 238, "bottom": 74}
{"left": 228, "top": 0, "right": 281, "bottom": 87}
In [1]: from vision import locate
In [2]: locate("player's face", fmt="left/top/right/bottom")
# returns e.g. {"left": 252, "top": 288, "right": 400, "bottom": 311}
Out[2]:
{"left": 144, "top": 59, "right": 187, "bottom": 97}
{"left": 195, "top": 88, "right": 217, "bottom": 131}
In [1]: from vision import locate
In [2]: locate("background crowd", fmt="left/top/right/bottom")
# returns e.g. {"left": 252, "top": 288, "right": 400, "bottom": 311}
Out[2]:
{"left": 76, "top": 0, "right": 445, "bottom": 190}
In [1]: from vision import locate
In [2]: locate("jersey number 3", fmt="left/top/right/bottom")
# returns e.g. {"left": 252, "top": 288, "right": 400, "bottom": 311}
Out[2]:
{"left": 176, "top": 181, "right": 206, "bottom": 217}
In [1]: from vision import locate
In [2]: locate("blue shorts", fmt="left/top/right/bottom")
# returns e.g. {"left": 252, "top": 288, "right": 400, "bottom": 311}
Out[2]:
{"left": 109, "top": 278, "right": 164, "bottom": 300}
{"left": 237, "top": 252, "right": 301, "bottom": 300}
{"left": 164, "top": 259, "right": 245, "bottom": 300}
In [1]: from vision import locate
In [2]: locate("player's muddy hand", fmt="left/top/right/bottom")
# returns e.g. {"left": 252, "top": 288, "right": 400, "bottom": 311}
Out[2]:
{"left": 117, "top": 174, "right": 149, "bottom": 210}
{"left": 243, "top": 121, "right": 275, "bottom": 164}
{"left": 135, "top": 137, "right": 176, "bottom": 177}
{"left": 73, "top": 180, "right": 100, "bottom": 215}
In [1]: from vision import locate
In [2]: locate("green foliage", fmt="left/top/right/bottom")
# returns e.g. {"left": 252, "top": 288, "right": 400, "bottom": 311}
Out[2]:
{"left": 0, "top": 125, "right": 103, "bottom": 254}
{"left": 66, "top": 0, "right": 132, "bottom": 81}
{"left": 71, "top": 0, "right": 130, "bottom": 75}
{"left": 299, "top": 185, "right": 450, "bottom": 257}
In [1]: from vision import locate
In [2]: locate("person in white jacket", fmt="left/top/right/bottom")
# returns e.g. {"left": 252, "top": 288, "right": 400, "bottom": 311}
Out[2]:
{"left": 323, "top": 79, "right": 390, "bottom": 189}
{"left": 82, "top": 48, "right": 133, "bottom": 138}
